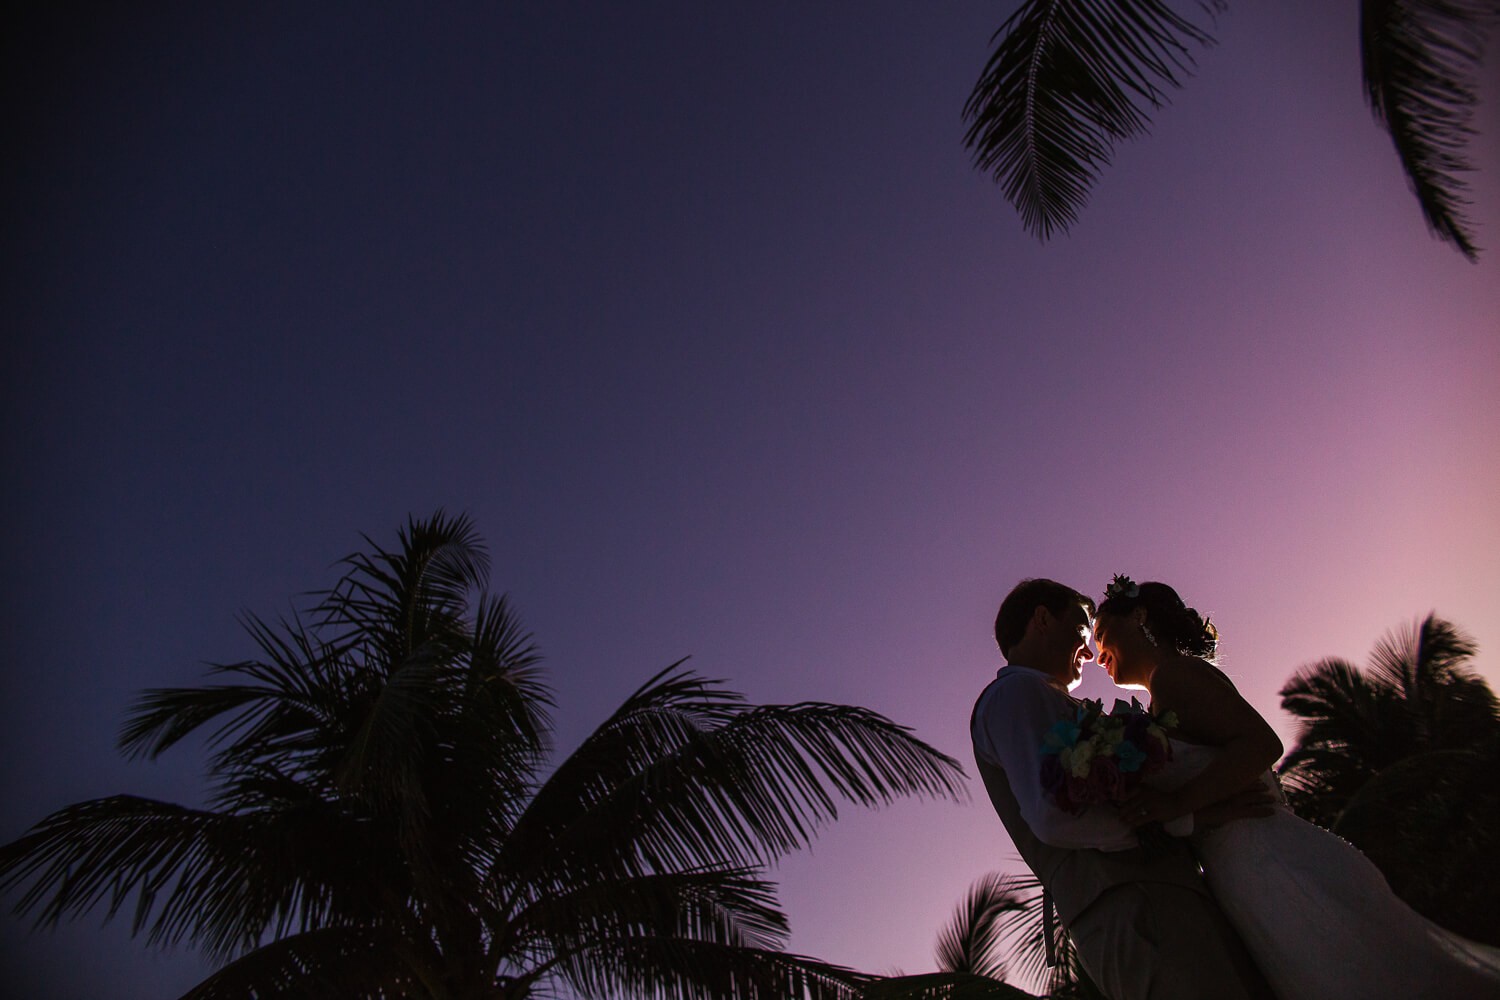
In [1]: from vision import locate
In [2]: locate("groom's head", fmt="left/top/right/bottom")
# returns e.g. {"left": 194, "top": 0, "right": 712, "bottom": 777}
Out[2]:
{"left": 996, "top": 579, "right": 1096, "bottom": 681}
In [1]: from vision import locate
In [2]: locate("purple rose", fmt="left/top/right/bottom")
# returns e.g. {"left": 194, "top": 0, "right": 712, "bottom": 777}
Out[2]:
{"left": 1092, "top": 755, "right": 1125, "bottom": 802}
{"left": 1066, "top": 773, "right": 1097, "bottom": 807}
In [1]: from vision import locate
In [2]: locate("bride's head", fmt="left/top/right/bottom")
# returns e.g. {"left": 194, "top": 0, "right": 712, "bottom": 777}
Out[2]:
{"left": 1094, "top": 576, "right": 1218, "bottom": 686}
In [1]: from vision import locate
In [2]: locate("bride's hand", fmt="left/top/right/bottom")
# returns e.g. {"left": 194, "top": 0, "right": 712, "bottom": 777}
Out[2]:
{"left": 1119, "top": 787, "right": 1188, "bottom": 828}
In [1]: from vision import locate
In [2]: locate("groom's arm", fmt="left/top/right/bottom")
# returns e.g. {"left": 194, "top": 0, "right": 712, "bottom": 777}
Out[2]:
{"left": 972, "top": 670, "right": 1137, "bottom": 851}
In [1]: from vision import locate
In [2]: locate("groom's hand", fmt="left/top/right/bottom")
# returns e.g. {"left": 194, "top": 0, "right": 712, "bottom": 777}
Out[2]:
{"left": 1195, "top": 784, "right": 1276, "bottom": 830}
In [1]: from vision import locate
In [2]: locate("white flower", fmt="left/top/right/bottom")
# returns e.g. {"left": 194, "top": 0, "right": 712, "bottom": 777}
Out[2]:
{"left": 1065, "top": 741, "right": 1096, "bottom": 778}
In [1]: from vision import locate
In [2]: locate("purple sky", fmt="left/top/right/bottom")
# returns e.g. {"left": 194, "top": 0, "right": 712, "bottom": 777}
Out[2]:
{"left": 4, "top": 3, "right": 1498, "bottom": 996}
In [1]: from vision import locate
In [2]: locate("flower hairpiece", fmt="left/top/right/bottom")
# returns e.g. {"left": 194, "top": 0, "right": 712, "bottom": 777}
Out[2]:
{"left": 1105, "top": 574, "right": 1139, "bottom": 600}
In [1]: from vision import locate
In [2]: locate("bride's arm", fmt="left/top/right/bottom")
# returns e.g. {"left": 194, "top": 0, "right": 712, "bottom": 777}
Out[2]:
{"left": 1123, "top": 658, "right": 1282, "bottom": 826}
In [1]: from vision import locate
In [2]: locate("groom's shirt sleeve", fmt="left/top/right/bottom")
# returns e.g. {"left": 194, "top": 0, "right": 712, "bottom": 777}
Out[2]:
{"left": 972, "top": 668, "right": 1137, "bottom": 851}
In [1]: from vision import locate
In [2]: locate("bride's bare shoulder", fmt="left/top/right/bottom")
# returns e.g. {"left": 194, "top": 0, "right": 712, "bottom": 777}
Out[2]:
{"left": 1149, "top": 657, "right": 1247, "bottom": 741}
{"left": 1152, "top": 655, "right": 1232, "bottom": 697}
{"left": 1150, "top": 656, "right": 1282, "bottom": 756}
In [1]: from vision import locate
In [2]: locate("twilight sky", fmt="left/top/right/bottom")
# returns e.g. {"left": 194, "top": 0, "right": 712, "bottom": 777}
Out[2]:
{"left": 3, "top": 3, "right": 1498, "bottom": 997}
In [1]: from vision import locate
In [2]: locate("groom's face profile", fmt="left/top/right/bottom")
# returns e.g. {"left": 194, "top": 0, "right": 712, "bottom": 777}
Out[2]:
{"left": 1047, "top": 601, "right": 1094, "bottom": 689}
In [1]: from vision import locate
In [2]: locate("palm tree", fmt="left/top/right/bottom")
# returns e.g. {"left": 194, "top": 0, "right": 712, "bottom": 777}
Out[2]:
{"left": 0, "top": 512, "right": 967, "bottom": 998}
{"left": 1277, "top": 613, "right": 1500, "bottom": 944}
{"left": 962, "top": 1, "right": 1498, "bottom": 259}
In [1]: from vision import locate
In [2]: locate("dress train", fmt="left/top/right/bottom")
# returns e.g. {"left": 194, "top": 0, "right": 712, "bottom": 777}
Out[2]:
{"left": 1158, "top": 741, "right": 1500, "bottom": 1000}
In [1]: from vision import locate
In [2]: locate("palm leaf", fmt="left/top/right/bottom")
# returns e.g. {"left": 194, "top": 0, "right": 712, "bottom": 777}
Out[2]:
{"left": 1367, "top": 612, "right": 1476, "bottom": 693}
{"left": 860, "top": 973, "right": 1040, "bottom": 1000}
{"left": 497, "top": 662, "right": 744, "bottom": 888}
{"left": 502, "top": 666, "right": 965, "bottom": 894}
{"left": 547, "top": 935, "right": 870, "bottom": 1000}
{"left": 507, "top": 866, "right": 793, "bottom": 965}
{"left": 177, "top": 924, "right": 433, "bottom": 999}
{"left": 978, "top": 873, "right": 1098, "bottom": 998}
{"left": 319, "top": 511, "right": 485, "bottom": 664}
{"left": 0, "top": 794, "right": 399, "bottom": 961}
{"left": 934, "top": 872, "right": 1026, "bottom": 980}
{"left": 963, "top": 0, "right": 1223, "bottom": 238}
{"left": 1366, "top": 613, "right": 1495, "bottom": 745}
{"left": 463, "top": 592, "right": 551, "bottom": 758}
{"left": 118, "top": 613, "right": 354, "bottom": 764}
{"left": 429, "top": 593, "right": 551, "bottom": 855}
{"left": 1360, "top": 0, "right": 1498, "bottom": 260}
{"left": 331, "top": 638, "right": 450, "bottom": 810}
{"left": 1275, "top": 656, "right": 1396, "bottom": 822}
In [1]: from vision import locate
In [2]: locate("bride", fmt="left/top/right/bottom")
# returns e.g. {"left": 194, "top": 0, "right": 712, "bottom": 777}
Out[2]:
{"left": 1091, "top": 576, "right": 1500, "bottom": 1000}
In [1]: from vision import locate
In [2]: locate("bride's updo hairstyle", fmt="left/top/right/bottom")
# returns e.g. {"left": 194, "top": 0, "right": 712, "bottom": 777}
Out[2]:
{"left": 1097, "top": 578, "right": 1219, "bottom": 662}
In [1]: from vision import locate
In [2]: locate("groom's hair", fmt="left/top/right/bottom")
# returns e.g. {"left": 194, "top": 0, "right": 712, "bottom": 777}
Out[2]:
{"left": 995, "top": 579, "right": 1094, "bottom": 656}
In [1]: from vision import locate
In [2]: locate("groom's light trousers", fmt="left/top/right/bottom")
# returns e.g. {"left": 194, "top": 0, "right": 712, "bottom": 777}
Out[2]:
{"left": 1068, "top": 881, "right": 1275, "bottom": 1000}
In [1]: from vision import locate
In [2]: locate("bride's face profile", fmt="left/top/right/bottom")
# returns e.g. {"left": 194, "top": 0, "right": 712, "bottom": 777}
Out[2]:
{"left": 1093, "top": 609, "right": 1153, "bottom": 688}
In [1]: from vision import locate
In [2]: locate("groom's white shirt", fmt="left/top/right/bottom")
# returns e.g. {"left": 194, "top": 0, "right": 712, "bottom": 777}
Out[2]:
{"left": 971, "top": 665, "right": 1137, "bottom": 852}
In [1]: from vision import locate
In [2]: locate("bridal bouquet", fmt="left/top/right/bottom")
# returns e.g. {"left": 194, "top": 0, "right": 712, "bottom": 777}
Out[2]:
{"left": 1039, "top": 698, "right": 1176, "bottom": 814}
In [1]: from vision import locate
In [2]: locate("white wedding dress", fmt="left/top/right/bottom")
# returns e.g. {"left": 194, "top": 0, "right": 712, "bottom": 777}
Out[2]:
{"left": 1157, "top": 741, "right": 1500, "bottom": 1000}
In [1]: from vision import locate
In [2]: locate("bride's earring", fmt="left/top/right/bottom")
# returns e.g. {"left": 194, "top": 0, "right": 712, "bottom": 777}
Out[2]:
{"left": 1141, "top": 624, "right": 1158, "bottom": 647}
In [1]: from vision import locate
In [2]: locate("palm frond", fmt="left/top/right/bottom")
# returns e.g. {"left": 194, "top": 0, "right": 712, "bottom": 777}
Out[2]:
{"left": 465, "top": 593, "right": 551, "bottom": 746}
{"left": 547, "top": 936, "right": 870, "bottom": 1000}
{"left": 508, "top": 865, "right": 792, "bottom": 966}
{"left": 332, "top": 640, "right": 449, "bottom": 809}
{"left": 0, "top": 794, "right": 395, "bottom": 961}
{"left": 973, "top": 873, "right": 1097, "bottom": 997}
{"left": 456, "top": 593, "right": 553, "bottom": 784}
{"left": 118, "top": 613, "right": 353, "bottom": 763}
{"left": 178, "top": 924, "right": 432, "bottom": 999}
{"left": 1367, "top": 612, "right": 1477, "bottom": 691}
{"left": 963, "top": 0, "right": 1223, "bottom": 238}
{"left": 427, "top": 593, "right": 552, "bottom": 856}
{"left": 1360, "top": 0, "right": 1498, "bottom": 260}
{"left": 503, "top": 667, "right": 966, "bottom": 894}
{"left": 859, "top": 972, "right": 1040, "bottom": 1000}
{"left": 1275, "top": 657, "right": 1401, "bottom": 823}
{"left": 498, "top": 662, "right": 749, "bottom": 884}
{"left": 318, "top": 511, "right": 486, "bottom": 660}
{"left": 1276, "top": 657, "right": 1395, "bottom": 759}
{"left": 934, "top": 872, "right": 1026, "bottom": 980}
{"left": 1365, "top": 613, "right": 1496, "bottom": 747}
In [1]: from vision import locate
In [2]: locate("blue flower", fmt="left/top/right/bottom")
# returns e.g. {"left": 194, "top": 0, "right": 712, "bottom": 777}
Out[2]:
{"left": 1041, "top": 718, "right": 1081, "bottom": 752}
{"left": 1116, "top": 740, "right": 1147, "bottom": 773}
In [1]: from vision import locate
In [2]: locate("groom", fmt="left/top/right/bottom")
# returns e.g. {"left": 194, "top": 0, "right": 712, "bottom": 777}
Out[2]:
{"left": 970, "top": 578, "right": 1271, "bottom": 1000}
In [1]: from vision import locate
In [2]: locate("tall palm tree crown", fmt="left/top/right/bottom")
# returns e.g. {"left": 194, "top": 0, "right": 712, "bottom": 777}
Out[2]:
{"left": 1277, "top": 613, "right": 1500, "bottom": 944}
{"left": 1, "top": 513, "right": 967, "bottom": 998}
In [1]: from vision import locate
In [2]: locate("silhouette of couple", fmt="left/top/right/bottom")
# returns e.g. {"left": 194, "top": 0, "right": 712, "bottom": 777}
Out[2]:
{"left": 971, "top": 577, "right": 1500, "bottom": 1000}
